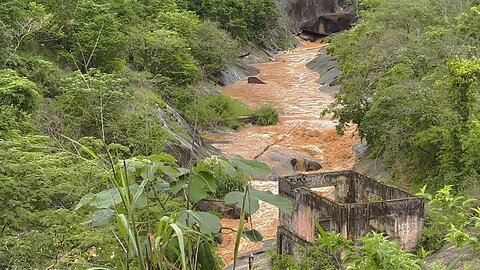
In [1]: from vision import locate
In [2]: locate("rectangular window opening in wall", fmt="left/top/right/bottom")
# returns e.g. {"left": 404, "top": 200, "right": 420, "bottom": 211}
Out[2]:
{"left": 316, "top": 218, "right": 332, "bottom": 233}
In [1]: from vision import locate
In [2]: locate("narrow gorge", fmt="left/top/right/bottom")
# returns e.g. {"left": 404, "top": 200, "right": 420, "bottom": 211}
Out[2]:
{"left": 206, "top": 39, "right": 360, "bottom": 267}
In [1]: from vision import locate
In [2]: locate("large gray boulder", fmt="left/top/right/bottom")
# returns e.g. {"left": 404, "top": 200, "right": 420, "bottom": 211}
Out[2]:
{"left": 285, "top": 0, "right": 357, "bottom": 35}
{"left": 300, "top": 7, "right": 357, "bottom": 35}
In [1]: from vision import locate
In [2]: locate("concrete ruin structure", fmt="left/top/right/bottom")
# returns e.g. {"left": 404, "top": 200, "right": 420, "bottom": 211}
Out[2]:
{"left": 277, "top": 171, "right": 424, "bottom": 254}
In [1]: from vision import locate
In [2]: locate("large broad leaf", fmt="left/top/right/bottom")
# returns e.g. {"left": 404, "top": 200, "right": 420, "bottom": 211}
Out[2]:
{"left": 91, "top": 209, "right": 115, "bottom": 227}
{"left": 170, "top": 178, "right": 187, "bottom": 194}
{"left": 158, "top": 163, "right": 181, "bottom": 179}
{"left": 197, "top": 243, "right": 217, "bottom": 270}
{"left": 186, "top": 175, "right": 209, "bottom": 204}
{"left": 139, "top": 162, "right": 158, "bottom": 181}
{"left": 93, "top": 187, "right": 123, "bottom": 209}
{"left": 224, "top": 190, "right": 260, "bottom": 214}
{"left": 129, "top": 183, "right": 148, "bottom": 209}
{"left": 184, "top": 172, "right": 217, "bottom": 204}
{"left": 229, "top": 156, "right": 271, "bottom": 179}
{"left": 249, "top": 188, "right": 293, "bottom": 214}
{"left": 225, "top": 187, "right": 293, "bottom": 215}
{"left": 180, "top": 210, "right": 222, "bottom": 235}
{"left": 154, "top": 181, "right": 170, "bottom": 192}
{"left": 75, "top": 192, "right": 95, "bottom": 210}
{"left": 243, "top": 229, "right": 264, "bottom": 242}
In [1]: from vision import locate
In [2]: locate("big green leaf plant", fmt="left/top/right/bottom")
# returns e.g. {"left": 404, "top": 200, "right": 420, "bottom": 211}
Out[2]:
{"left": 76, "top": 152, "right": 292, "bottom": 270}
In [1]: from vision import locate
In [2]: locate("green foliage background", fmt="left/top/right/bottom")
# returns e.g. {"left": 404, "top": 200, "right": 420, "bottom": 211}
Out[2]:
{"left": 0, "top": 0, "right": 284, "bottom": 268}
{"left": 327, "top": 0, "right": 480, "bottom": 192}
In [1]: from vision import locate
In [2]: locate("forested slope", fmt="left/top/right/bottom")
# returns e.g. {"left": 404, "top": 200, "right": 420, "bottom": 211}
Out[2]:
{"left": 0, "top": 0, "right": 288, "bottom": 268}
{"left": 327, "top": 0, "right": 480, "bottom": 193}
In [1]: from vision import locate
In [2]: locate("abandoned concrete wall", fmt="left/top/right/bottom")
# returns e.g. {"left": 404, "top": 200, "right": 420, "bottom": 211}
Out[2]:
{"left": 352, "top": 171, "right": 412, "bottom": 202}
{"left": 278, "top": 171, "right": 424, "bottom": 253}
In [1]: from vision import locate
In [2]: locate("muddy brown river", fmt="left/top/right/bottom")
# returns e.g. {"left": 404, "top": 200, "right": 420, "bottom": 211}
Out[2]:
{"left": 209, "top": 39, "right": 359, "bottom": 265}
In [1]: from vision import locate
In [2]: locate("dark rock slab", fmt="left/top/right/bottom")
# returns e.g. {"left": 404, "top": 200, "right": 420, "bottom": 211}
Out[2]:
{"left": 218, "top": 60, "right": 260, "bottom": 86}
{"left": 316, "top": 67, "right": 341, "bottom": 85}
{"left": 299, "top": 31, "right": 324, "bottom": 41}
{"left": 319, "top": 84, "right": 341, "bottom": 95}
{"left": 306, "top": 54, "right": 336, "bottom": 72}
{"left": 195, "top": 199, "right": 242, "bottom": 219}
{"left": 353, "top": 139, "right": 390, "bottom": 180}
{"left": 247, "top": 76, "right": 266, "bottom": 84}
{"left": 303, "top": 157, "right": 322, "bottom": 171}
{"left": 159, "top": 105, "right": 219, "bottom": 166}
{"left": 287, "top": 0, "right": 344, "bottom": 33}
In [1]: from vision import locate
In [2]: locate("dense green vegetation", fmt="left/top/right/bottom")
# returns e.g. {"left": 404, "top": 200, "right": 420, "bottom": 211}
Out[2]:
{"left": 327, "top": 0, "right": 480, "bottom": 193}
{"left": 0, "top": 0, "right": 285, "bottom": 268}
{"left": 2, "top": 0, "right": 478, "bottom": 268}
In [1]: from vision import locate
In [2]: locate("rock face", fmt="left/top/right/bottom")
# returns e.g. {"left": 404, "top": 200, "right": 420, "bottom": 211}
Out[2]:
{"left": 158, "top": 104, "right": 219, "bottom": 166}
{"left": 218, "top": 45, "right": 276, "bottom": 86}
{"left": 218, "top": 60, "right": 260, "bottom": 86}
{"left": 306, "top": 50, "right": 342, "bottom": 95}
{"left": 195, "top": 199, "right": 242, "bottom": 219}
{"left": 285, "top": 0, "right": 357, "bottom": 35}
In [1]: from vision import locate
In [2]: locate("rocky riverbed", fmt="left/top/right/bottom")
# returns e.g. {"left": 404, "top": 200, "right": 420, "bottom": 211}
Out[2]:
{"left": 204, "top": 39, "right": 360, "bottom": 267}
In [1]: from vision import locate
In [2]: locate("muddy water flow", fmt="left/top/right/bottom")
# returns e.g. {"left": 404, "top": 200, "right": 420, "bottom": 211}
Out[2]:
{"left": 209, "top": 40, "right": 359, "bottom": 265}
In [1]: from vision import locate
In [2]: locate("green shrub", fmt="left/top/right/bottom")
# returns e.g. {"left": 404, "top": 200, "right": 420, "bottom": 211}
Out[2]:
{"left": 254, "top": 105, "right": 279, "bottom": 126}
{"left": 189, "top": 20, "right": 240, "bottom": 78}
{"left": 114, "top": 104, "right": 173, "bottom": 156}
{"left": 0, "top": 105, "right": 35, "bottom": 138}
{"left": 418, "top": 212, "right": 447, "bottom": 253}
{"left": 271, "top": 252, "right": 299, "bottom": 270}
{"left": 14, "top": 55, "right": 64, "bottom": 97}
{"left": 188, "top": 94, "right": 251, "bottom": 129}
{"left": 349, "top": 233, "right": 421, "bottom": 270}
{"left": 187, "top": 0, "right": 279, "bottom": 42}
{"left": 0, "top": 134, "right": 119, "bottom": 269}
{"left": 272, "top": 226, "right": 423, "bottom": 270}
{"left": 129, "top": 27, "right": 199, "bottom": 85}
{"left": 0, "top": 69, "right": 39, "bottom": 113}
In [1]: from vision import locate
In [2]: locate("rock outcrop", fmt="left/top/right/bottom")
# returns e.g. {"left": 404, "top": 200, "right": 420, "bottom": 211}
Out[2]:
{"left": 158, "top": 104, "right": 220, "bottom": 166}
{"left": 284, "top": 0, "right": 357, "bottom": 36}
{"left": 218, "top": 45, "right": 276, "bottom": 86}
{"left": 218, "top": 60, "right": 260, "bottom": 86}
{"left": 306, "top": 50, "right": 342, "bottom": 95}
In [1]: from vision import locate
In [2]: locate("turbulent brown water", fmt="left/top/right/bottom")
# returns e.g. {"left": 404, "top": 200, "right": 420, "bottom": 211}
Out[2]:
{"left": 208, "top": 39, "right": 359, "bottom": 265}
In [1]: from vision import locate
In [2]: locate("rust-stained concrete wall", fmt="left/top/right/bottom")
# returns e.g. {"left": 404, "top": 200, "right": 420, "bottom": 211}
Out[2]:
{"left": 277, "top": 171, "right": 424, "bottom": 253}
